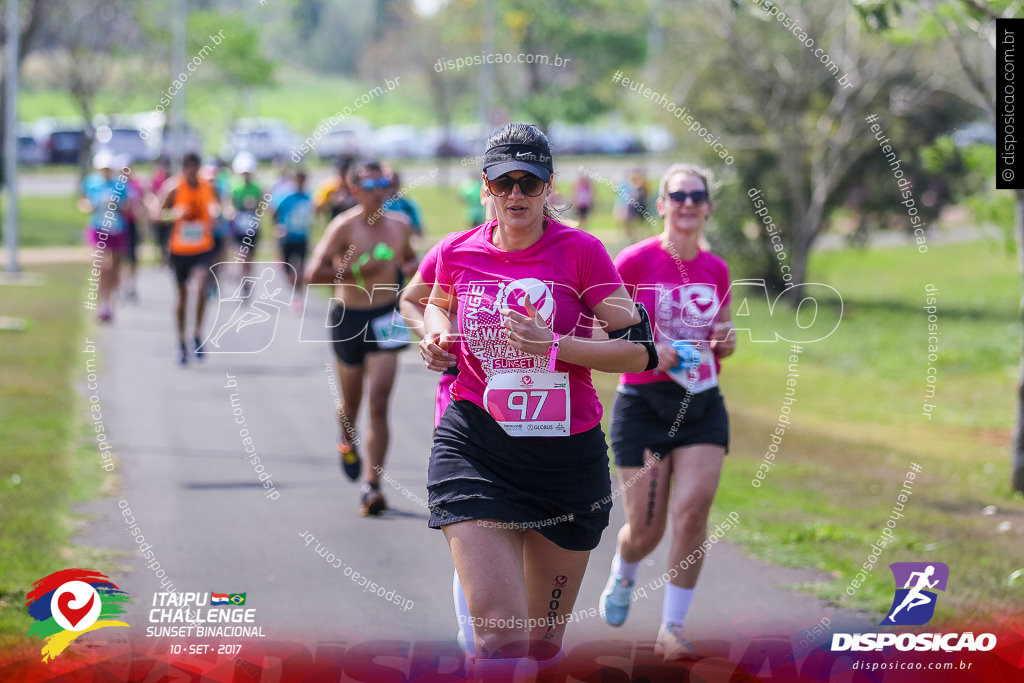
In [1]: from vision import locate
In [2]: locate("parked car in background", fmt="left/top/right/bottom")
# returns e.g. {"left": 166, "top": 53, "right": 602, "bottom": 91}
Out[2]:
{"left": 422, "top": 126, "right": 472, "bottom": 158}
{"left": 589, "top": 126, "right": 644, "bottom": 155}
{"left": 223, "top": 118, "right": 299, "bottom": 162}
{"left": 93, "top": 123, "right": 154, "bottom": 164}
{"left": 17, "top": 124, "right": 46, "bottom": 166}
{"left": 548, "top": 122, "right": 597, "bottom": 155}
{"left": 641, "top": 125, "right": 676, "bottom": 154}
{"left": 159, "top": 123, "right": 204, "bottom": 161}
{"left": 36, "top": 118, "right": 87, "bottom": 165}
{"left": 314, "top": 116, "right": 371, "bottom": 159}
{"left": 371, "top": 125, "right": 426, "bottom": 159}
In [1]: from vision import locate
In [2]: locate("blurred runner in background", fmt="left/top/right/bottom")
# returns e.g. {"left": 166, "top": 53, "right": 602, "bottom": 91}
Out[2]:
{"left": 459, "top": 174, "right": 486, "bottom": 229}
{"left": 149, "top": 156, "right": 172, "bottom": 266}
{"left": 119, "top": 155, "right": 146, "bottom": 302}
{"left": 314, "top": 155, "right": 359, "bottom": 220}
{"left": 204, "top": 158, "right": 232, "bottom": 296}
{"left": 306, "top": 160, "right": 417, "bottom": 516}
{"left": 160, "top": 152, "right": 220, "bottom": 366}
{"left": 573, "top": 173, "right": 594, "bottom": 229}
{"left": 383, "top": 170, "right": 424, "bottom": 237}
{"left": 229, "top": 152, "right": 264, "bottom": 279}
{"left": 79, "top": 151, "right": 139, "bottom": 323}
{"left": 273, "top": 169, "right": 314, "bottom": 312}
{"left": 622, "top": 169, "right": 649, "bottom": 243}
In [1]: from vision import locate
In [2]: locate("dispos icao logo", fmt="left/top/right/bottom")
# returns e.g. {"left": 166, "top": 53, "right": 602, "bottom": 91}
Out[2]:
{"left": 26, "top": 569, "right": 130, "bottom": 661}
{"left": 882, "top": 562, "right": 949, "bottom": 626}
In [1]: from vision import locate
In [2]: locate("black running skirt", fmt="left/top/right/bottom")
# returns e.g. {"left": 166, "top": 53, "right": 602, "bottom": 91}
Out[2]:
{"left": 427, "top": 399, "right": 612, "bottom": 552}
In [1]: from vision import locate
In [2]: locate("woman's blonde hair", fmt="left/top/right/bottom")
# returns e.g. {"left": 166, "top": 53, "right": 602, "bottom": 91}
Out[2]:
{"left": 658, "top": 163, "right": 713, "bottom": 200}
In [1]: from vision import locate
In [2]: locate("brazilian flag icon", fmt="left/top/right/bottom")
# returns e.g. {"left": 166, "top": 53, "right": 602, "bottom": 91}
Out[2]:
{"left": 229, "top": 593, "right": 246, "bottom": 606}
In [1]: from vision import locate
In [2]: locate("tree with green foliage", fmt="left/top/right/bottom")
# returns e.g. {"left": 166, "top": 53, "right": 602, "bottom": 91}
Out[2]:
{"left": 372, "top": 0, "right": 648, "bottom": 133}
{"left": 47, "top": 0, "right": 146, "bottom": 179}
{"left": 856, "top": 0, "right": 1024, "bottom": 492}
{"left": 497, "top": 0, "right": 648, "bottom": 129}
{"left": 650, "top": 0, "right": 974, "bottom": 297}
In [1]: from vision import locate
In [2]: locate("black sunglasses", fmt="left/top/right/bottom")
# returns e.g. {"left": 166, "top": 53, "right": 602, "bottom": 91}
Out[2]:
{"left": 486, "top": 174, "right": 547, "bottom": 198}
{"left": 666, "top": 190, "right": 709, "bottom": 204}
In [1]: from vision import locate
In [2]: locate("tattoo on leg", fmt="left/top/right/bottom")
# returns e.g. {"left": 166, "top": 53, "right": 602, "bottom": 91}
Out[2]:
{"left": 644, "top": 470, "right": 659, "bottom": 525}
{"left": 544, "top": 575, "right": 569, "bottom": 641}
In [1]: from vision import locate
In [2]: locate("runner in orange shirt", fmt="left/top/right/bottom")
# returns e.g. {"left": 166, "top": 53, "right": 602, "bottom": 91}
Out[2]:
{"left": 160, "top": 152, "right": 220, "bottom": 366}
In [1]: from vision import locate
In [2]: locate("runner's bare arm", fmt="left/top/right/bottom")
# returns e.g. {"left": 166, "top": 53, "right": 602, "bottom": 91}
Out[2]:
{"left": 398, "top": 219, "right": 418, "bottom": 278}
{"left": 503, "top": 286, "right": 648, "bottom": 373}
{"left": 420, "top": 281, "right": 458, "bottom": 372}
{"left": 398, "top": 270, "right": 431, "bottom": 338}
{"left": 158, "top": 181, "right": 181, "bottom": 221}
{"left": 711, "top": 304, "right": 735, "bottom": 359}
{"left": 305, "top": 216, "right": 351, "bottom": 285}
{"left": 160, "top": 181, "right": 177, "bottom": 211}
{"left": 128, "top": 193, "right": 147, "bottom": 230}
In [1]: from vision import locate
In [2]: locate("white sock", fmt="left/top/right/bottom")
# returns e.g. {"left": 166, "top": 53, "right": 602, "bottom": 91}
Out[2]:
{"left": 470, "top": 656, "right": 537, "bottom": 681}
{"left": 611, "top": 552, "right": 640, "bottom": 582}
{"left": 453, "top": 571, "right": 475, "bottom": 656}
{"left": 661, "top": 583, "right": 695, "bottom": 628}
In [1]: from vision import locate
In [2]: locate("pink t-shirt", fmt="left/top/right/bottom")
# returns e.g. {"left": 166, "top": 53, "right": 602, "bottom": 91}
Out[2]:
{"left": 614, "top": 236, "right": 731, "bottom": 386}
{"left": 435, "top": 218, "right": 623, "bottom": 434}
{"left": 417, "top": 242, "right": 440, "bottom": 287}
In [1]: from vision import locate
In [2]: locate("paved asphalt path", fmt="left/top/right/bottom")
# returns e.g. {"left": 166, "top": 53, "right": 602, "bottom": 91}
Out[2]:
{"left": 76, "top": 263, "right": 872, "bottom": 667}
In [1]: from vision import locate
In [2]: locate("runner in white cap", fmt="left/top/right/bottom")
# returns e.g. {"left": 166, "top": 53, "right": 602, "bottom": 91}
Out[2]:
{"left": 79, "top": 152, "right": 140, "bottom": 322}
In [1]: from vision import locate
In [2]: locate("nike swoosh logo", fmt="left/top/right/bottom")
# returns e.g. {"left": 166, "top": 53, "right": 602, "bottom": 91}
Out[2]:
{"left": 515, "top": 152, "right": 533, "bottom": 158}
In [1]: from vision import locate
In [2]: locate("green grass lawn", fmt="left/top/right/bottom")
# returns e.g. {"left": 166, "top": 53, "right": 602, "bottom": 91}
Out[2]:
{"left": 596, "top": 238, "right": 1024, "bottom": 627}
{"left": 2, "top": 195, "right": 85, "bottom": 248}
{"left": 0, "top": 263, "right": 117, "bottom": 647}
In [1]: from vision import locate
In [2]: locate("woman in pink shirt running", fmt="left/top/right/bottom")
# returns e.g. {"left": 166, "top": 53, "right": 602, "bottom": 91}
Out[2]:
{"left": 599, "top": 163, "right": 736, "bottom": 661}
{"left": 419, "top": 123, "right": 657, "bottom": 678}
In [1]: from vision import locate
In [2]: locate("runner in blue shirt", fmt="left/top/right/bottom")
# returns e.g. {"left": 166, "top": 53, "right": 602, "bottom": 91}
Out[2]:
{"left": 383, "top": 171, "right": 423, "bottom": 236}
{"left": 273, "top": 170, "right": 314, "bottom": 309}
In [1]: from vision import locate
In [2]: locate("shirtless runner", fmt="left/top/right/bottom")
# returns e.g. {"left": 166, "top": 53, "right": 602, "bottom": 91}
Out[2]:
{"left": 305, "top": 159, "right": 417, "bottom": 515}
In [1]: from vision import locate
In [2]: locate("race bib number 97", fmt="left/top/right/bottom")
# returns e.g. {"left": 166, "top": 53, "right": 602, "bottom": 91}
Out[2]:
{"left": 483, "top": 372, "right": 570, "bottom": 437}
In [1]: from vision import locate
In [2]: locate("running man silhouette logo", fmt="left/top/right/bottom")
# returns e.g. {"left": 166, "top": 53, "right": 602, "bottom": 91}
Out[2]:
{"left": 25, "top": 569, "right": 130, "bottom": 662}
{"left": 882, "top": 562, "right": 949, "bottom": 626}
{"left": 202, "top": 262, "right": 295, "bottom": 353}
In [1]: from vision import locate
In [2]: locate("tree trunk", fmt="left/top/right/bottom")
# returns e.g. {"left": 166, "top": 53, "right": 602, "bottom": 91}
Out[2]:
{"left": 1012, "top": 188, "right": 1024, "bottom": 492}
{"left": 785, "top": 228, "right": 810, "bottom": 302}
{"left": 0, "top": 0, "right": 50, "bottom": 186}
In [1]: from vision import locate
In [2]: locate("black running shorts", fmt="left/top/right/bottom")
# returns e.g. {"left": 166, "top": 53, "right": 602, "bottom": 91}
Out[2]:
{"left": 169, "top": 250, "right": 214, "bottom": 287}
{"left": 329, "top": 300, "right": 409, "bottom": 366}
{"left": 610, "top": 381, "right": 729, "bottom": 468}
